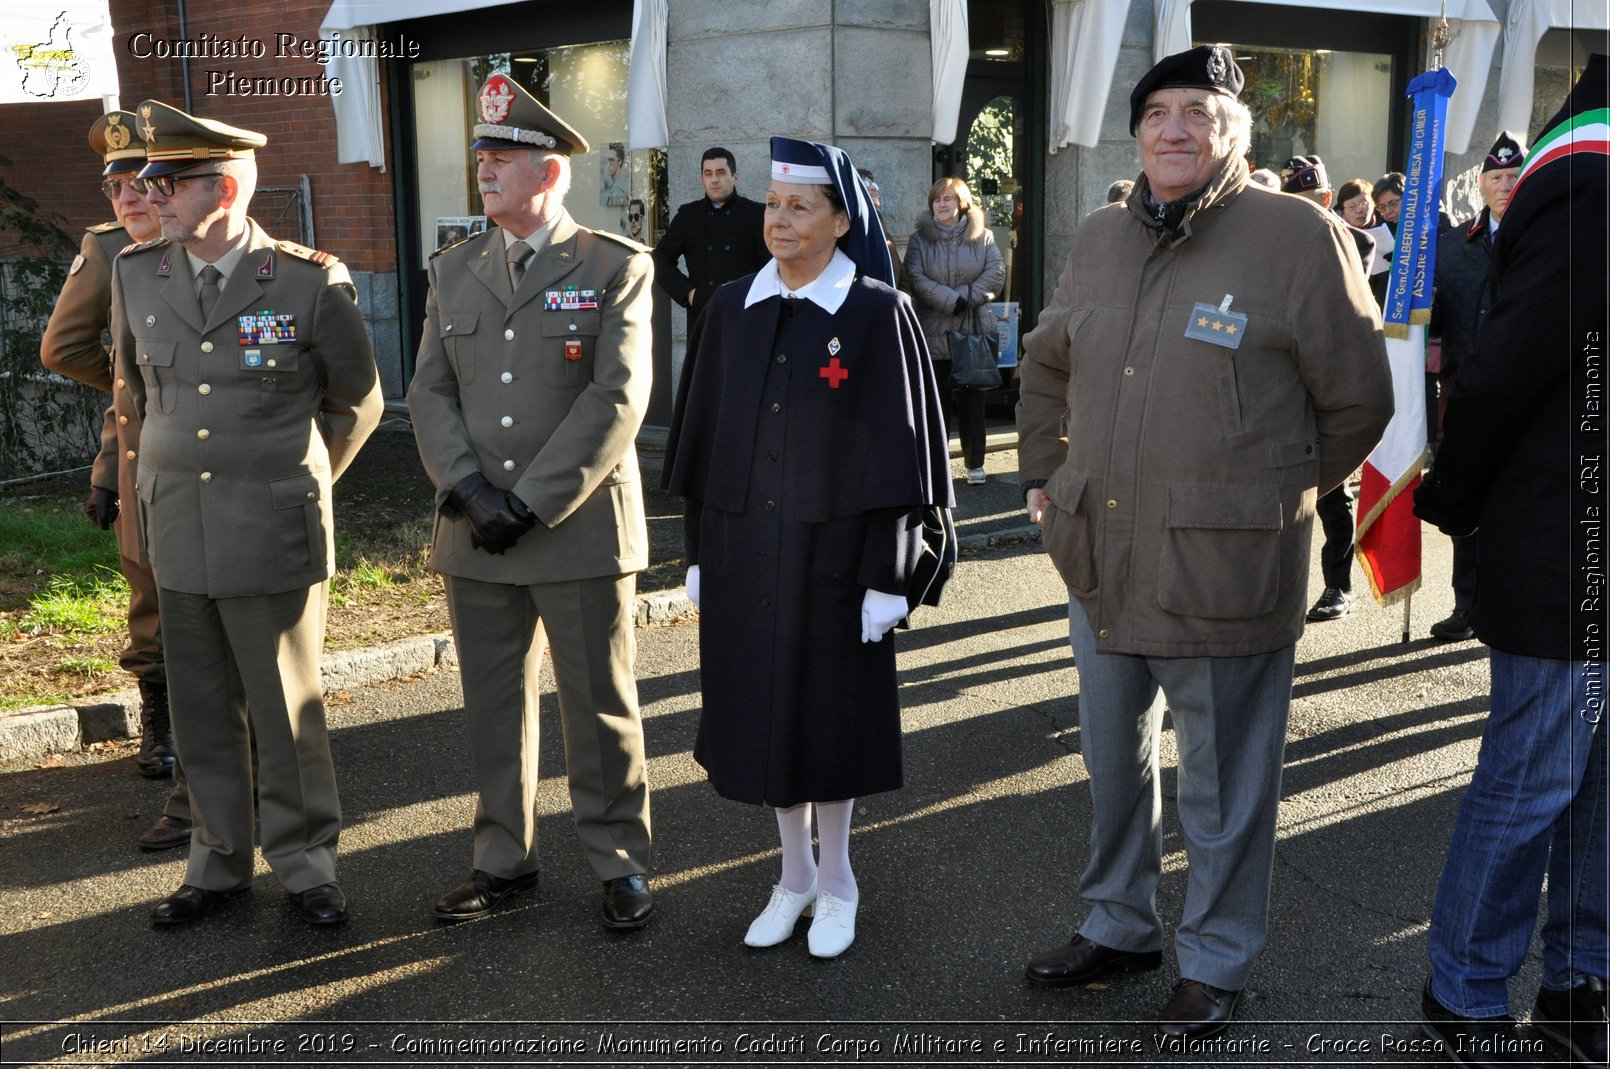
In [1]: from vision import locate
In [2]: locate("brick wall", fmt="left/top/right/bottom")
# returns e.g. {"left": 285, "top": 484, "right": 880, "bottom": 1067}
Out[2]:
{"left": 2, "top": 0, "right": 396, "bottom": 274}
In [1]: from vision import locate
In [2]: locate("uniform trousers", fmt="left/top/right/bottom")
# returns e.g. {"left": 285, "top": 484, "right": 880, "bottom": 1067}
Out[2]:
{"left": 1315, "top": 483, "right": 1355, "bottom": 592}
{"left": 1068, "top": 599, "right": 1295, "bottom": 991}
{"left": 443, "top": 573, "right": 652, "bottom": 881}
{"left": 1429, "top": 651, "right": 1608, "bottom": 1017}
{"left": 119, "top": 545, "right": 191, "bottom": 823}
{"left": 160, "top": 584, "right": 338, "bottom": 893}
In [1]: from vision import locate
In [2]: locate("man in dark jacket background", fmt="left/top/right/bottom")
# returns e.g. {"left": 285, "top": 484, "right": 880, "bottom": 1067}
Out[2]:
{"left": 1413, "top": 56, "right": 1608, "bottom": 1069}
{"left": 1425, "top": 131, "right": 1527, "bottom": 642}
{"left": 651, "top": 147, "right": 768, "bottom": 325}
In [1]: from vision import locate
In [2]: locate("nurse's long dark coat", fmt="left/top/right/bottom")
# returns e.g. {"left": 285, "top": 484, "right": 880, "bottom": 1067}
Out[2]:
{"left": 665, "top": 272, "right": 951, "bottom": 806}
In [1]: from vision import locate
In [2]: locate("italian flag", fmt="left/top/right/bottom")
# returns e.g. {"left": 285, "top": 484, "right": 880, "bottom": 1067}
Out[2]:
{"left": 1355, "top": 326, "right": 1428, "bottom": 605}
{"left": 1509, "top": 107, "right": 1610, "bottom": 203}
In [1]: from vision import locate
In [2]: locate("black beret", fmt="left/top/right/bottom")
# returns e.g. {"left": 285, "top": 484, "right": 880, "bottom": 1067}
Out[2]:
{"left": 1482, "top": 131, "right": 1526, "bottom": 172}
{"left": 1130, "top": 45, "right": 1245, "bottom": 135}
{"left": 1279, "top": 155, "right": 1329, "bottom": 193}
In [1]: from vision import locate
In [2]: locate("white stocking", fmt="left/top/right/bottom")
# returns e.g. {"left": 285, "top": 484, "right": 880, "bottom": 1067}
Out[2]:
{"left": 815, "top": 798, "right": 857, "bottom": 902}
{"left": 774, "top": 802, "right": 817, "bottom": 895}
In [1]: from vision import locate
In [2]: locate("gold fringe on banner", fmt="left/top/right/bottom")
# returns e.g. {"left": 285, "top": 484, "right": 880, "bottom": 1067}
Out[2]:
{"left": 1384, "top": 322, "right": 1410, "bottom": 339}
{"left": 1410, "top": 308, "right": 1432, "bottom": 324}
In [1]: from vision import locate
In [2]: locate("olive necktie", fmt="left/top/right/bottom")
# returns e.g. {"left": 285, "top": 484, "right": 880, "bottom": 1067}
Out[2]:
{"left": 198, "top": 264, "right": 222, "bottom": 323}
{"left": 507, "top": 240, "right": 534, "bottom": 292}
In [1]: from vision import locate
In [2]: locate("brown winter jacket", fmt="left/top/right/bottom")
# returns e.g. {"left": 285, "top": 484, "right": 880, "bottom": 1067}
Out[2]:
{"left": 1016, "top": 154, "right": 1392, "bottom": 657}
{"left": 903, "top": 208, "right": 1005, "bottom": 361}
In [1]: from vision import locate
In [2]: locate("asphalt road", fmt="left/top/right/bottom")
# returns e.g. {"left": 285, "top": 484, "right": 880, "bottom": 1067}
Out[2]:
{"left": 0, "top": 480, "right": 1518, "bottom": 1069}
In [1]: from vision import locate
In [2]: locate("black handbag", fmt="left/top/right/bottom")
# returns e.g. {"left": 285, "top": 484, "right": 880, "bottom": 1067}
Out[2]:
{"left": 904, "top": 504, "right": 958, "bottom": 617}
{"left": 947, "top": 308, "right": 1002, "bottom": 389}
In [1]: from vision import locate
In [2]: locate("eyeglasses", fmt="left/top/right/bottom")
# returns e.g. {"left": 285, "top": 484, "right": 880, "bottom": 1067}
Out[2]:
{"left": 100, "top": 176, "right": 143, "bottom": 199}
{"left": 628, "top": 212, "right": 643, "bottom": 222}
{"left": 134, "top": 172, "right": 224, "bottom": 197}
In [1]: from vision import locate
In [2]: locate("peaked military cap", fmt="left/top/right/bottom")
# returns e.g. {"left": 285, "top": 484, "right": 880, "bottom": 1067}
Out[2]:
{"left": 135, "top": 100, "right": 267, "bottom": 178}
{"left": 1279, "top": 154, "right": 1329, "bottom": 193}
{"left": 1130, "top": 44, "right": 1245, "bottom": 135}
{"left": 89, "top": 111, "right": 146, "bottom": 176}
{"left": 1482, "top": 131, "right": 1526, "bottom": 172}
{"left": 471, "top": 73, "right": 589, "bottom": 155}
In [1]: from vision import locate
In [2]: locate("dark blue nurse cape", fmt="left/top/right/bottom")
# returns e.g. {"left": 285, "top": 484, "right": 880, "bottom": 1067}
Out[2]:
{"left": 665, "top": 272, "right": 952, "bottom": 806}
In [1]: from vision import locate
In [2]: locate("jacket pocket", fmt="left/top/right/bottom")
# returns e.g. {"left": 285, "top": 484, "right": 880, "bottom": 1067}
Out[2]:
{"left": 236, "top": 348, "right": 305, "bottom": 418}
{"left": 542, "top": 310, "right": 601, "bottom": 387}
{"left": 1158, "top": 486, "right": 1282, "bottom": 619}
{"left": 134, "top": 340, "right": 177, "bottom": 415}
{"left": 441, "top": 313, "right": 479, "bottom": 384}
{"left": 1042, "top": 467, "right": 1098, "bottom": 594}
{"left": 269, "top": 471, "right": 323, "bottom": 569}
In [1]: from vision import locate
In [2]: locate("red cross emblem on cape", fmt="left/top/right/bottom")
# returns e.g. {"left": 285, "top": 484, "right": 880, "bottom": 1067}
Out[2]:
{"left": 819, "top": 357, "right": 849, "bottom": 389}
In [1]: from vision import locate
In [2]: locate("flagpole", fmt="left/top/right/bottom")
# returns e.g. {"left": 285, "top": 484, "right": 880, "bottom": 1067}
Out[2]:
{"left": 1402, "top": 591, "right": 1412, "bottom": 643}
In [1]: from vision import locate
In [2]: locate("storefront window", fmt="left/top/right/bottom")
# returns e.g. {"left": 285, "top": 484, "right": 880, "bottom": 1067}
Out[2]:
{"left": 1234, "top": 46, "right": 1392, "bottom": 185}
{"left": 409, "top": 41, "right": 665, "bottom": 262}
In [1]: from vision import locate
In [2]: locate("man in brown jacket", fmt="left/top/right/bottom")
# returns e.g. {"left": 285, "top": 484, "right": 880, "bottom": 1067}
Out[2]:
{"left": 38, "top": 111, "right": 192, "bottom": 851}
{"left": 408, "top": 75, "right": 655, "bottom": 930}
{"left": 1015, "top": 46, "right": 1391, "bottom": 1040}
{"left": 112, "top": 101, "right": 383, "bottom": 927}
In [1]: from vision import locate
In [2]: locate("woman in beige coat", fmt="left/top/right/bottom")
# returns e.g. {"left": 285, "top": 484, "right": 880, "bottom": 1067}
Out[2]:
{"left": 904, "top": 178, "right": 1004, "bottom": 484}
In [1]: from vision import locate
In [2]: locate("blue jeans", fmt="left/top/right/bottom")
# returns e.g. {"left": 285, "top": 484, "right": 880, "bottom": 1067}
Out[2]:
{"left": 1428, "top": 651, "right": 1609, "bottom": 1017}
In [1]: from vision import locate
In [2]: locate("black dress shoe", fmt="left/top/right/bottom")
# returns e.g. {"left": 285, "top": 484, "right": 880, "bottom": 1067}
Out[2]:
{"left": 601, "top": 874, "right": 654, "bottom": 929}
{"left": 1421, "top": 981, "right": 1541, "bottom": 1067}
{"left": 289, "top": 883, "right": 348, "bottom": 926}
{"left": 1532, "top": 977, "right": 1607, "bottom": 1066}
{"left": 136, "top": 814, "right": 192, "bottom": 851}
{"left": 1306, "top": 586, "right": 1352, "bottom": 622}
{"left": 150, "top": 884, "right": 246, "bottom": 926}
{"left": 1158, "top": 979, "right": 1241, "bottom": 1041}
{"left": 1024, "top": 934, "right": 1163, "bottom": 987}
{"left": 1430, "top": 609, "right": 1477, "bottom": 641}
{"left": 432, "top": 869, "right": 539, "bottom": 923}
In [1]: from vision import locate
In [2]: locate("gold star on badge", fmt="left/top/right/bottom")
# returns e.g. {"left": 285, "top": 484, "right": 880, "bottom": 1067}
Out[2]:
{"left": 1211, "top": 320, "right": 1224, "bottom": 331}
{"left": 1225, "top": 324, "right": 1238, "bottom": 335}
{"left": 1196, "top": 316, "right": 1209, "bottom": 327}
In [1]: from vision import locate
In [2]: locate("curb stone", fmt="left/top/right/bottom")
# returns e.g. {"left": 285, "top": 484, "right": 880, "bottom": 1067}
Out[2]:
{"left": 2, "top": 589, "right": 697, "bottom": 763}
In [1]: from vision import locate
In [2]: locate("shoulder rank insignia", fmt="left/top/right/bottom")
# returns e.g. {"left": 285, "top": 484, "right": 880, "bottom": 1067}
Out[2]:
{"left": 117, "top": 237, "right": 167, "bottom": 257}
{"left": 277, "top": 240, "right": 338, "bottom": 267}
{"left": 88, "top": 221, "right": 124, "bottom": 235}
{"left": 431, "top": 232, "right": 476, "bottom": 259}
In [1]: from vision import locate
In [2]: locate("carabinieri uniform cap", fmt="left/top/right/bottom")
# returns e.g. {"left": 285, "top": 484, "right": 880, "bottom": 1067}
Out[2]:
{"left": 1279, "top": 154, "right": 1330, "bottom": 193}
{"left": 1130, "top": 44, "right": 1245, "bottom": 135}
{"left": 89, "top": 110, "right": 146, "bottom": 176}
{"left": 1482, "top": 131, "right": 1526, "bottom": 172}
{"left": 769, "top": 135, "right": 894, "bottom": 288}
{"left": 135, "top": 100, "right": 267, "bottom": 178}
{"left": 471, "top": 74, "right": 589, "bottom": 155}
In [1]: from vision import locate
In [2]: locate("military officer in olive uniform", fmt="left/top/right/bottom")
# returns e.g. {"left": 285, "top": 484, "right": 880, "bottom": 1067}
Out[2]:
{"left": 39, "top": 110, "right": 194, "bottom": 852}
{"left": 408, "top": 74, "right": 655, "bottom": 929}
{"left": 110, "top": 101, "right": 383, "bottom": 927}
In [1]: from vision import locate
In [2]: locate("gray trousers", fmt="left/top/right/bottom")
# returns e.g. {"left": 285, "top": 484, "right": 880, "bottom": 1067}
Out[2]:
{"left": 1068, "top": 599, "right": 1294, "bottom": 991}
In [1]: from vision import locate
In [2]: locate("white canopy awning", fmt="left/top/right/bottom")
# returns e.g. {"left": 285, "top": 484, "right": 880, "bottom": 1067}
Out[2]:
{"left": 1048, "top": 0, "right": 1132, "bottom": 151}
{"left": 1154, "top": 0, "right": 1502, "bottom": 154}
{"left": 930, "top": 0, "right": 970, "bottom": 144}
{"left": 1497, "top": 0, "right": 1608, "bottom": 136}
{"left": 318, "top": 0, "right": 669, "bottom": 165}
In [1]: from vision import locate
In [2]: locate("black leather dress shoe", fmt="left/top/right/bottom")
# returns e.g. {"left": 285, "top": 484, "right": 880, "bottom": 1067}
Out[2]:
{"left": 1532, "top": 977, "right": 1607, "bottom": 1066}
{"left": 150, "top": 884, "right": 246, "bottom": 926}
{"left": 289, "top": 883, "right": 348, "bottom": 926}
{"left": 601, "top": 874, "right": 654, "bottom": 929}
{"left": 1306, "top": 587, "right": 1352, "bottom": 622}
{"left": 1158, "top": 979, "right": 1241, "bottom": 1041}
{"left": 136, "top": 814, "right": 192, "bottom": 851}
{"left": 432, "top": 869, "right": 539, "bottom": 923}
{"left": 1024, "top": 934, "right": 1163, "bottom": 987}
{"left": 1421, "top": 981, "right": 1541, "bottom": 1067}
{"left": 1430, "top": 609, "right": 1477, "bottom": 641}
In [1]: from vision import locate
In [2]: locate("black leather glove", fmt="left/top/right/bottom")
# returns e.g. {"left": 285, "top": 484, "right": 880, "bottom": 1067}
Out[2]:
{"left": 953, "top": 295, "right": 968, "bottom": 315}
{"left": 1412, "top": 476, "right": 1477, "bottom": 539}
{"left": 447, "top": 473, "right": 537, "bottom": 554}
{"left": 83, "top": 487, "right": 119, "bottom": 530}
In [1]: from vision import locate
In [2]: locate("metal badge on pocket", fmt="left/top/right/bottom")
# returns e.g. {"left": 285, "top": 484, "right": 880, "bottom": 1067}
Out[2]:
{"left": 1185, "top": 295, "right": 1248, "bottom": 350}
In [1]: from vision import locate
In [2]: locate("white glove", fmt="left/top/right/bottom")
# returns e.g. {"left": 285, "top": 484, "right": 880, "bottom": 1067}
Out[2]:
{"left": 860, "top": 588, "right": 908, "bottom": 643}
{"left": 685, "top": 565, "right": 701, "bottom": 609}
